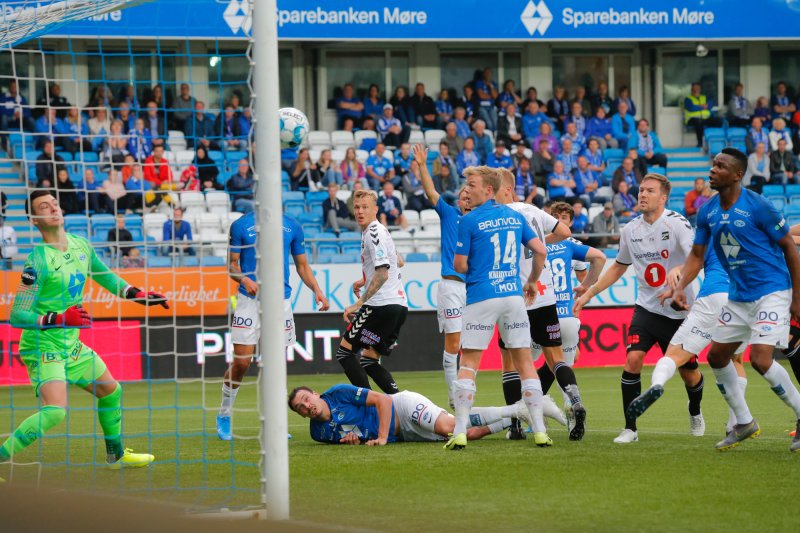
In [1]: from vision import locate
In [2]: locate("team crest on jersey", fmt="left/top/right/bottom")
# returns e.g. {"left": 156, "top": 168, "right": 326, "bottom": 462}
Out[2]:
{"left": 734, "top": 220, "right": 746, "bottom": 228}
{"left": 661, "top": 250, "right": 669, "bottom": 259}
{"left": 661, "top": 231, "right": 669, "bottom": 240}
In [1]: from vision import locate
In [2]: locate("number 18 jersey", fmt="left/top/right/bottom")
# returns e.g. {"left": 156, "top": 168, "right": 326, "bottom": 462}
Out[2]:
{"left": 615, "top": 209, "right": 695, "bottom": 319}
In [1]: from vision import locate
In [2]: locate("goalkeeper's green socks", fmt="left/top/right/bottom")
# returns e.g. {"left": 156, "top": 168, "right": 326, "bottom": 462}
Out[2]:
{"left": 98, "top": 384, "right": 124, "bottom": 462}
{"left": 0, "top": 405, "right": 66, "bottom": 461}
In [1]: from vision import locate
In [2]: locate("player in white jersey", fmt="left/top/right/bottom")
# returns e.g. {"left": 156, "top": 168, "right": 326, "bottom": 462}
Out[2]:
{"left": 574, "top": 173, "right": 706, "bottom": 444}
{"left": 412, "top": 144, "right": 470, "bottom": 405}
{"left": 494, "top": 169, "right": 590, "bottom": 441}
{"left": 337, "top": 189, "right": 409, "bottom": 394}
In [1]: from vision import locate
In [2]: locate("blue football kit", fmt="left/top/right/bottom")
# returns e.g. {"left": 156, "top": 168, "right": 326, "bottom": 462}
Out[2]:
{"left": 309, "top": 384, "right": 397, "bottom": 444}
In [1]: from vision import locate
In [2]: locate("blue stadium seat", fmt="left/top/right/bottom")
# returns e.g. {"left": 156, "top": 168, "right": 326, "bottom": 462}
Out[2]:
{"left": 298, "top": 211, "right": 322, "bottom": 225}
{"left": 305, "top": 191, "right": 328, "bottom": 204}
{"left": 770, "top": 197, "right": 786, "bottom": 212}
{"left": 182, "top": 257, "right": 200, "bottom": 267}
{"left": 788, "top": 215, "right": 800, "bottom": 228}
{"left": 201, "top": 256, "right": 226, "bottom": 267}
{"left": 147, "top": 256, "right": 172, "bottom": 268}
{"left": 787, "top": 184, "right": 800, "bottom": 206}
{"left": 124, "top": 214, "right": 143, "bottom": 230}
{"left": 302, "top": 224, "right": 322, "bottom": 237}
{"left": 727, "top": 127, "right": 747, "bottom": 143}
{"left": 430, "top": 252, "right": 441, "bottom": 262}
{"left": 224, "top": 150, "right": 248, "bottom": 163}
{"left": 605, "top": 249, "right": 618, "bottom": 259}
{"left": 316, "top": 252, "right": 335, "bottom": 264}
{"left": 668, "top": 197, "right": 684, "bottom": 214}
{"left": 341, "top": 242, "right": 361, "bottom": 255}
{"left": 282, "top": 191, "right": 305, "bottom": 202}
{"left": 283, "top": 200, "right": 305, "bottom": 218}
{"left": 64, "top": 214, "right": 89, "bottom": 234}
{"left": 603, "top": 148, "right": 624, "bottom": 161}
{"left": 90, "top": 214, "right": 116, "bottom": 237}
{"left": 406, "top": 252, "right": 428, "bottom": 263}
{"left": 763, "top": 184, "right": 785, "bottom": 197}
{"left": 330, "top": 254, "right": 356, "bottom": 264}
{"left": 318, "top": 242, "right": 340, "bottom": 255}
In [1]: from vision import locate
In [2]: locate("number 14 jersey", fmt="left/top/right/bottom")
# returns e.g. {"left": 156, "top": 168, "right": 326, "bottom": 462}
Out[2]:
{"left": 616, "top": 209, "right": 695, "bottom": 319}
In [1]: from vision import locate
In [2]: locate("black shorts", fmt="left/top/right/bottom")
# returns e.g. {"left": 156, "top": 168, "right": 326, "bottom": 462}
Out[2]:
{"left": 497, "top": 304, "right": 561, "bottom": 350}
{"left": 345, "top": 304, "right": 408, "bottom": 356}
{"left": 627, "top": 305, "right": 685, "bottom": 355}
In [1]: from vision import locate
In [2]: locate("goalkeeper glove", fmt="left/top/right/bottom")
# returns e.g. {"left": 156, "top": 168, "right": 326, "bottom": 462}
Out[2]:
{"left": 124, "top": 286, "right": 170, "bottom": 309}
{"left": 41, "top": 305, "right": 91, "bottom": 328}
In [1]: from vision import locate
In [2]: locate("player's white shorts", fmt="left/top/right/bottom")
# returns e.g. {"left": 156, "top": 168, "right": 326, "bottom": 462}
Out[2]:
{"left": 462, "top": 295, "right": 530, "bottom": 350}
{"left": 534, "top": 316, "right": 580, "bottom": 366}
{"left": 712, "top": 290, "right": 791, "bottom": 349}
{"left": 671, "top": 293, "right": 745, "bottom": 355}
{"left": 436, "top": 279, "right": 466, "bottom": 334}
{"left": 392, "top": 391, "right": 446, "bottom": 442}
{"left": 231, "top": 296, "right": 296, "bottom": 347}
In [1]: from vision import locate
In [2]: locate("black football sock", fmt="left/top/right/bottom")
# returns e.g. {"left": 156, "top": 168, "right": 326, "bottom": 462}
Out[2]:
{"left": 686, "top": 374, "right": 704, "bottom": 417}
{"left": 554, "top": 361, "right": 581, "bottom": 404}
{"left": 335, "top": 346, "right": 370, "bottom": 389}
{"left": 537, "top": 363, "right": 556, "bottom": 395}
{"left": 360, "top": 356, "right": 399, "bottom": 394}
{"left": 621, "top": 370, "right": 641, "bottom": 431}
{"left": 501, "top": 371, "right": 522, "bottom": 405}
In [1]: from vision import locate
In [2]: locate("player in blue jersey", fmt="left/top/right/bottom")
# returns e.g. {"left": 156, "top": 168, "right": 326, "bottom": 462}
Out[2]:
{"left": 449, "top": 165, "right": 551, "bottom": 450}
{"left": 412, "top": 144, "right": 470, "bottom": 405}
{"left": 672, "top": 148, "right": 800, "bottom": 452}
{"left": 216, "top": 212, "right": 329, "bottom": 441}
{"left": 288, "top": 384, "right": 532, "bottom": 445}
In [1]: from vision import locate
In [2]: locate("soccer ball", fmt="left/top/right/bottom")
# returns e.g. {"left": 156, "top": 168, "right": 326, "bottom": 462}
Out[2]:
{"left": 279, "top": 107, "right": 309, "bottom": 148}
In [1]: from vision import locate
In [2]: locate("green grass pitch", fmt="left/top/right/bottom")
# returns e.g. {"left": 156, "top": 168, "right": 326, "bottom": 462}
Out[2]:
{"left": 1, "top": 365, "right": 797, "bottom": 531}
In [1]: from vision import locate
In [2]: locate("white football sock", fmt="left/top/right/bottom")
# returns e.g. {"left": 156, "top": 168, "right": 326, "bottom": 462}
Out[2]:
{"left": 443, "top": 351, "right": 459, "bottom": 398}
{"left": 486, "top": 418, "right": 512, "bottom": 434}
{"left": 520, "top": 378, "right": 546, "bottom": 433}
{"left": 651, "top": 357, "right": 677, "bottom": 388}
{"left": 712, "top": 362, "right": 752, "bottom": 425}
{"left": 468, "top": 405, "right": 518, "bottom": 427}
{"left": 726, "top": 377, "right": 748, "bottom": 432}
{"left": 219, "top": 383, "right": 239, "bottom": 417}
{"left": 762, "top": 361, "right": 800, "bottom": 418}
{"left": 452, "top": 378, "right": 475, "bottom": 436}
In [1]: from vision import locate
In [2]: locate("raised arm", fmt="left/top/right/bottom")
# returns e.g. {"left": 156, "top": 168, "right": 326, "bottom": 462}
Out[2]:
{"left": 412, "top": 144, "right": 440, "bottom": 205}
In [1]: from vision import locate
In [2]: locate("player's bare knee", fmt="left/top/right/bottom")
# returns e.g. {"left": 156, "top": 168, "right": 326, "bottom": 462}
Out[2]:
{"left": 444, "top": 334, "right": 460, "bottom": 355}
{"left": 433, "top": 412, "right": 454, "bottom": 436}
{"left": 624, "top": 351, "right": 645, "bottom": 373}
{"left": 748, "top": 348, "right": 773, "bottom": 375}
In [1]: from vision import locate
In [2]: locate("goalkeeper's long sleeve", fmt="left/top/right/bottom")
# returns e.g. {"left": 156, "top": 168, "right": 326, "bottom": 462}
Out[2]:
{"left": 89, "top": 246, "right": 130, "bottom": 297}
{"left": 9, "top": 248, "right": 45, "bottom": 329}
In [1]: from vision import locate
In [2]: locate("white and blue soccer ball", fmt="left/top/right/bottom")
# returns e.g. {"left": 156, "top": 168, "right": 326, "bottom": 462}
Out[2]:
{"left": 279, "top": 107, "right": 309, "bottom": 148}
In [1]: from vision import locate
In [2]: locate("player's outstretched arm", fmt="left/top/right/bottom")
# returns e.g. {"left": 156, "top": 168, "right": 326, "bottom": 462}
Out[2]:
{"left": 293, "top": 253, "right": 330, "bottom": 311}
{"left": 412, "top": 144, "right": 440, "bottom": 205}
{"left": 573, "top": 261, "right": 629, "bottom": 316}
{"left": 364, "top": 390, "right": 393, "bottom": 446}
{"left": 671, "top": 243, "right": 706, "bottom": 310}
{"left": 574, "top": 248, "right": 606, "bottom": 297}
{"left": 88, "top": 245, "right": 169, "bottom": 307}
{"left": 545, "top": 222, "right": 571, "bottom": 244}
{"left": 778, "top": 233, "right": 800, "bottom": 319}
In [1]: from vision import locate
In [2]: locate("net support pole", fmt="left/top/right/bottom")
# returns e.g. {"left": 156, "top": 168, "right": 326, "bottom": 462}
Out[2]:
{"left": 253, "top": 0, "right": 290, "bottom": 521}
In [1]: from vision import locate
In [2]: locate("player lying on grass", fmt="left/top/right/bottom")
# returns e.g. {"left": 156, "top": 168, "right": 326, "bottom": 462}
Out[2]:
{"left": 2, "top": 189, "right": 165, "bottom": 469}
{"left": 288, "top": 384, "right": 531, "bottom": 445}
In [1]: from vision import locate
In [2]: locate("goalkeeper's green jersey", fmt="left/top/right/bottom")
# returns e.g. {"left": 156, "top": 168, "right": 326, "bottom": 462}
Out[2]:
{"left": 10, "top": 233, "right": 128, "bottom": 354}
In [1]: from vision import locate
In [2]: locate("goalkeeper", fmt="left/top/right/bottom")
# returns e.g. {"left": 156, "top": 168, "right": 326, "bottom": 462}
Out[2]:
{"left": 1, "top": 190, "right": 167, "bottom": 469}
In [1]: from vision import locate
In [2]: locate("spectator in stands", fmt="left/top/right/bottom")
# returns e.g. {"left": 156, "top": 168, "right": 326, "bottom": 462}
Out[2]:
{"left": 87, "top": 86, "right": 114, "bottom": 116}
{"left": 531, "top": 139, "right": 554, "bottom": 187}
{"left": 410, "top": 83, "right": 437, "bottom": 129}
{"left": 194, "top": 146, "right": 219, "bottom": 186}
{"left": 124, "top": 163, "right": 151, "bottom": 211}
{"left": 35, "top": 83, "right": 70, "bottom": 119}
{"left": 558, "top": 139, "right": 578, "bottom": 174}
{"left": 583, "top": 138, "right": 605, "bottom": 174}
{"left": 770, "top": 138, "right": 798, "bottom": 184}
{"left": 336, "top": 83, "right": 364, "bottom": 129}
{"left": 443, "top": 122, "right": 464, "bottom": 155}
{"left": 1, "top": 79, "right": 34, "bottom": 133}
{"left": 435, "top": 89, "right": 453, "bottom": 126}
{"left": 769, "top": 118, "right": 793, "bottom": 152}
{"left": 772, "top": 81, "right": 796, "bottom": 123}
{"left": 107, "top": 214, "right": 134, "bottom": 257}
{"left": 99, "top": 168, "right": 130, "bottom": 214}
{"left": 162, "top": 207, "right": 195, "bottom": 257}
{"left": 612, "top": 86, "right": 636, "bottom": 117}
{"left": 170, "top": 83, "right": 194, "bottom": 130}
{"left": 514, "top": 157, "right": 540, "bottom": 208}
{"left": 572, "top": 86, "right": 592, "bottom": 118}
{"left": 571, "top": 199, "right": 589, "bottom": 233}
{"left": 452, "top": 106, "right": 471, "bottom": 139}
{"left": 150, "top": 84, "right": 168, "bottom": 111}
{"left": 403, "top": 160, "right": 435, "bottom": 213}
{"left": 140, "top": 100, "right": 166, "bottom": 147}
{"left": 394, "top": 142, "right": 413, "bottom": 182}
{"left": 523, "top": 86, "right": 546, "bottom": 110}
{"left": 589, "top": 202, "right": 619, "bottom": 248}
{"left": 239, "top": 107, "right": 252, "bottom": 139}
{"left": 317, "top": 149, "right": 343, "bottom": 187}
{"left": 631, "top": 119, "right": 668, "bottom": 169}
{"left": 684, "top": 82, "right": 722, "bottom": 148}
{"left": 33, "top": 107, "right": 61, "bottom": 149}
{"left": 753, "top": 96, "right": 772, "bottom": 127}
{"left": 54, "top": 107, "right": 90, "bottom": 155}
{"left": 612, "top": 157, "right": 642, "bottom": 195}
{"left": 290, "top": 148, "right": 320, "bottom": 191}
{"left": 88, "top": 107, "right": 111, "bottom": 151}
{"left": 533, "top": 121, "right": 559, "bottom": 157}
{"left": 433, "top": 162, "right": 458, "bottom": 206}
{"left": 475, "top": 67, "right": 499, "bottom": 131}
{"left": 728, "top": 83, "right": 753, "bottom": 128}
{"left": 456, "top": 136, "right": 480, "bottom": 178}
{"left": 522, "top": 101, "right": 553, "bottom": 148}
{"left": 35, "top": 140, "right": 64, "bottom": 187}
{"left": 184, "top": 101, "right": 216, "bottom": 149}
{"left": 431, "top": 142, "right": 457, "bottom": 180}
{"left": 143, "top": 144, "right": 173, "bottom": 189}
{"left": 470, "top": 120, "right": 494, "bottom": 164}
{"left": 216, "top": 104, "right": 245, "bottom": 152}
{"left": 55, "top": 167, "right": 80, "bottom": 215}
{"left": 611, "top": 101, "right": 635, "bottom": 150}
{"left": 511, "top": 143, "right": 527, "bottom": 169}
{"left": 498, "top": 79, "right": 523, "bottom": 114}
{"left": 0, "top": 215, "right": 17, "bottom": 271}
{"left": 389, "top": 85, "right": 416, "bottom": 129}
{"left": 81, "top": 167, "right": 101, "bottom": 213}
{"left": 627, "top": 147, "right": 648, "bottom": 177}
{"left": 574, "top": 155, "right": 604, "bottom": 206}
{"left": 116, "top": 101, "right": 136, "bottom": 133}
{"left": 746, "top": 117, "right": 770, "bottom": 154}
{"left": 561, "top": 122, "right": 586, "bottom": 155}
{"left": 117, "top": 84, "right": 137, "bottom": 111}
{"left": 127, "top": 117, "right": 153, "bottom": 162}
{"left": 458, "top": 84, "right": 476, "bottom": 123}
{"left": 340, "top": 147, "right": 367, "bottom": 190}
{"left": 547, "top": 85, "right": 569, "bottom": 132}
{"left": 103, "top": 119, "right": 129, "bottom": 168}
{"left": 365, "top": 143, "right": 397, "bottom": 190}
{"left": 121, "top": 248, "right": 145, "bottom": 269}
{"left": 592, "top": 81, "right": 613, "bottom": 115}
{"left": 496, "top": 103, "right": 523, "bottom": 147}
{"left": 377, "top": 181, "right": 409, "bottom": 230}
{"left": 546, "top": 160, "right": 576, "bottom": 202}
{"left": 613, "top": 180, "right": 638, "bottom": 222}
{"left": 486, "top": 140, "right": 514, "bottom": 170}
{"left": 227, "top": 159, "right": 255, "bottom": 213}
{"left": 363, "top": 84, "right": 384, "bottom": 122}
{"left": 565, "top": 101, "right": 587, "bottom": 138}
{"left": 347, "top": 180, "right": 364, "bottom": 217}
{"left": 744, "top": 141, "right": 770, "bottom": 193}
{"left": 377, "top": 104, "right": 408, "bottom": 147}
{"left": 323, "top": 182, "right": 358, "bottom": 236}
{"left": 684, "top": 177, "right": 707, "bottom": 223}
{"left": 585, "top": 106, "right": 616, "bottom": 149}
